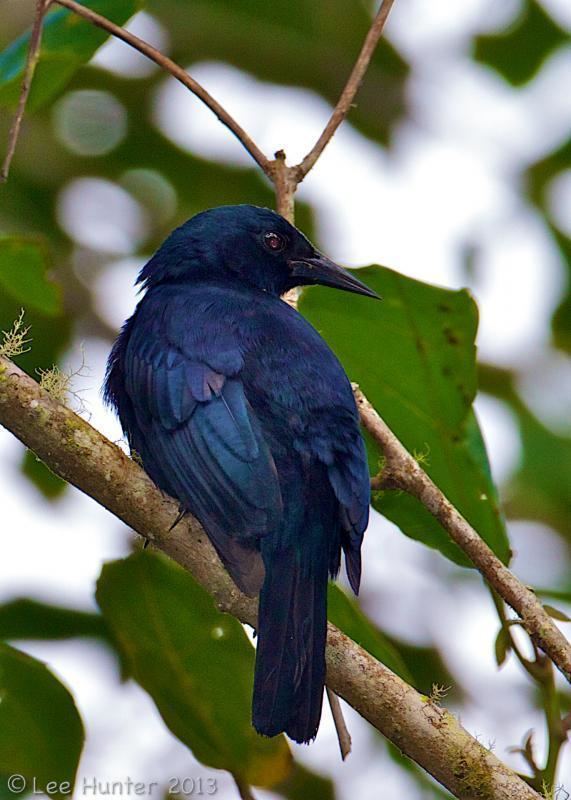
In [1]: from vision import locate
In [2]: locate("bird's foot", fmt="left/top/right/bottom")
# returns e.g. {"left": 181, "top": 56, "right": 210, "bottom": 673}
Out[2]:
{"left": 169, "top": 505, "right": 187, "bottom": 532}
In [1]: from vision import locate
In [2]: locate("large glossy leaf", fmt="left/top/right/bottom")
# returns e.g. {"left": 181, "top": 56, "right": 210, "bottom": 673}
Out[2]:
{"left": 0, "top": 643, "right": 84, "bottom": 798}
{"left": 96, "top": 551, "right": 292, "bottom": 788}
{"left": 149, "top": 0, "right": 409, "bottom": 146}
{"left": 473, "top": 0, "right": 569, "bottom": 86}
{"left": 0, "top": 0, "right": 141, "bottom": 110}
{"left": 300, "top": 266, "right": 510, "bottom": 566}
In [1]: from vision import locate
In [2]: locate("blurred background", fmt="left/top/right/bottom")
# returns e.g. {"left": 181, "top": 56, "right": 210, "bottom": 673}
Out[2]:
{"left": 1, "top": 0, "right": 570, "bottom": 797}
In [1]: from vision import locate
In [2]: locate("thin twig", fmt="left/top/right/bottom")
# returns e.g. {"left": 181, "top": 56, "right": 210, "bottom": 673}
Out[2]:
{"left": 326, "top": 688, "right": 352, "bottom": 760}
{"left": 355, "top": 387, "right": 571, "bottom": 684}
{"left": 295, "top": 0, "right": 396, "bottom": 180}
{"left": 51, "top": 0, "right": 272, "bottom": 176}
{"left": 1, "top": 0, "right": 52, "bottom": 182}
{"left": 493, "top": 592, "right": 567, "bottom": 791}
{"left": 492, "top": 591, "right": 540, "bottom": 677}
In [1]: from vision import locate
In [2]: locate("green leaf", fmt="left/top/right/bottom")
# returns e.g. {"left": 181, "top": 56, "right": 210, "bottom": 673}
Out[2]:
{"left": 96, "top": 551, "right": 292, "bottom": 788}
{"left": 0, "top": 287, "right": 72, "bottom": 496}
{"left": 0, "top": 0, "right": 141, "bottom": 110}
{"left": 21, "top": 450, "right": 67, "bottom": 500}
{"left": 543, "top": 604, "right": 571, "bottom": 623}
{"left": 508, "top": 409, "right": 571, "bottom": 539}
{"left": 0, "top": 296, "right": 71, "bottom": 386}
{"left": 382, "top": 635, "right": 461, "bottom": 700}
{"left": 327, "top": 585, "right": 412, "bottom": 682}
{"left": 0, "top": 269, "right": 72, "bottom": 497}
{"left": 478, "top": 363, "right": 571, "bottom": 539}
{"left": 0, "top": 642, "right": 84, "bottom": 797}
{"left": 536, "top": 588, "right": 571, "bottom": 606}
{"left": 300, "top": 266, "right": 510, "bottom": 566}
{"left": 494, "top": 626, "right": 512, "bottom": 667}
{"left": 473, "top": 0, "right": 568, "bottom": 86}
{"left": 274, "top": 762, "right": 335, "bottom": 800}
{"left": 525, "top": 139, "right": 571, "bottom": 354}
{"left": 386, "top": 741, "right": 454, "bottom": 799}
{"left": 0, "top": 598, "right": 110, "bottom": 643}
{"left": 547, "top": 228, "right": 571, "bottom": 355}
{"left": 150, "top": 0, "right": 409, "bottom": 146}
{"left": 329, "top": 587, "right": 461, "bottom": 700}
{"left": 0, "top": 237, "right": 61, "bottom": 316}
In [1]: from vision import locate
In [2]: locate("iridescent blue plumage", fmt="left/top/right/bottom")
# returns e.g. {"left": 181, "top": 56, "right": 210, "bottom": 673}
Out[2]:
{"left": 105, "top": 205, "right": 375, "bottom": 743}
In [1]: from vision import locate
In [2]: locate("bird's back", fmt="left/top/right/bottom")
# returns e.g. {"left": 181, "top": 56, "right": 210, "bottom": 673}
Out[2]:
{"left": 106, "top": 278, "right": 370, "bottom": 742}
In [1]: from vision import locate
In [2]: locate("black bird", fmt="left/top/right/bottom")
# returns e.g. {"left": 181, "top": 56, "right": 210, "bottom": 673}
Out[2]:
{"left": 105, "top": 205, "right": 376, "bottom": 743}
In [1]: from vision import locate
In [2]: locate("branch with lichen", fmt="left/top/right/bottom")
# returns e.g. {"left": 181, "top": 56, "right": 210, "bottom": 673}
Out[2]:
{"left": 0, "top": 355, "right": 542, "bottom": 800}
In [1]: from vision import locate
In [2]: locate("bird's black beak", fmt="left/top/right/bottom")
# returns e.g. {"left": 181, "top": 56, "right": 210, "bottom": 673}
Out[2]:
{"left": 289, "top": 253, "right": 380, "bottom": 299}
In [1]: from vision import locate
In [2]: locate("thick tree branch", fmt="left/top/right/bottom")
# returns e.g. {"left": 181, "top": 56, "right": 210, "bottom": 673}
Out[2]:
{"left": 0, "top": 356, "right": 541, "bottom": 799}
{"left": 355, "top": 387, "right": 571, "bottom": 684}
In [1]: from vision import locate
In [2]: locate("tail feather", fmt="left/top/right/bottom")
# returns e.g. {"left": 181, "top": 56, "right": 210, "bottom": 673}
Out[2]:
{"left": 252, "top": 540, "right": 328, "bottom": 743}
{"left": 284, "top": 560, "right": 327, "bottom": 742}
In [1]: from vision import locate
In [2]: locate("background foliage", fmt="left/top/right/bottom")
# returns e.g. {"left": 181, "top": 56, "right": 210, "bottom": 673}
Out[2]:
{"left": 0, "top": 1, "right": 570, "bottom": 797}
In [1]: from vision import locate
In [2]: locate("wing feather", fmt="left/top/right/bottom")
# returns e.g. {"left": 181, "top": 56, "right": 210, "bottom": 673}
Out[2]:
{"left": 123, "top": 335, "right": 282, "bottom": 595}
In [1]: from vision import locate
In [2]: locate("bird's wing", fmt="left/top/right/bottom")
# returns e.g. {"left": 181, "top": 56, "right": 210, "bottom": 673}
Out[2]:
{"left": 327, "top": 435, "right": 370, "bottom": 587}
{"left": 124, "top": 333, "right": 282, "bottom": 596}
{"left": 301, "top": 412, "right": 370, "bottom": 594}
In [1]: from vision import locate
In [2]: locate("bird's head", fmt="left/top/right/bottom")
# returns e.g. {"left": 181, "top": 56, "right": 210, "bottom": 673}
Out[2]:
{"left": 137, "top": 204, "right": 378, "bottom": 299}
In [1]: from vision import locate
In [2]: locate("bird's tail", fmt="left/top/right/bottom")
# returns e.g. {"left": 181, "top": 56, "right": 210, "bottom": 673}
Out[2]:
{"left": 252, "top": 524, "right": 330, "bottom": 744}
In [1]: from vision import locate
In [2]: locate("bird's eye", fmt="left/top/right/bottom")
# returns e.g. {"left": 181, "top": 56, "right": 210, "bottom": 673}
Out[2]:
{"left": 263, "top": 231, "right": 286, "bottom": 252}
